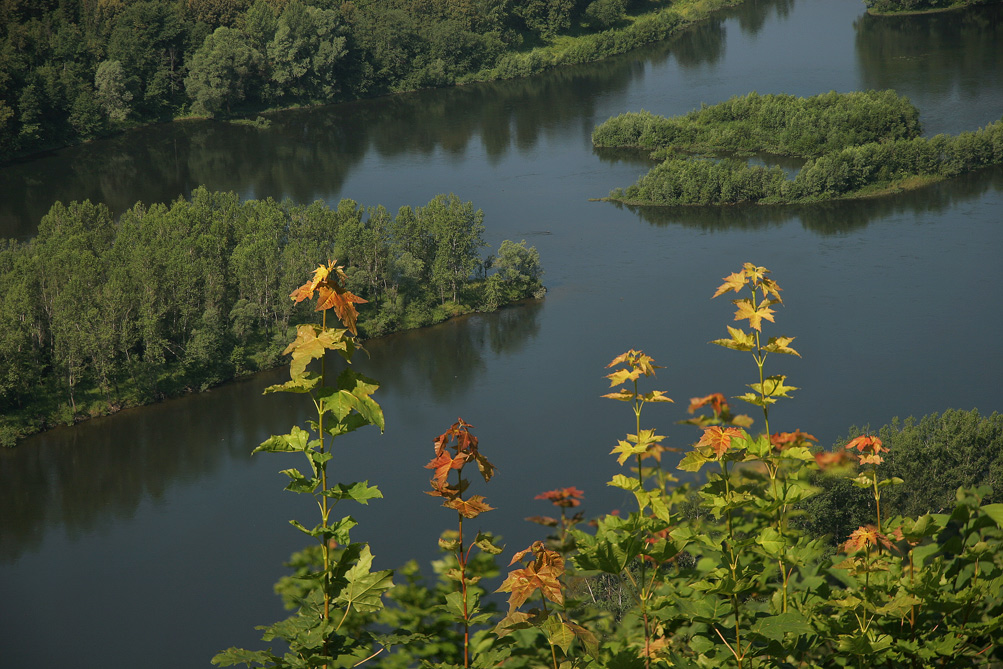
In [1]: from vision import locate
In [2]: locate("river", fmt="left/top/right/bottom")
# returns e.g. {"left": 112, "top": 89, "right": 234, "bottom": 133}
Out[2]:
{"left": 1, "top": 0, "right": 1001, "bottom": 666}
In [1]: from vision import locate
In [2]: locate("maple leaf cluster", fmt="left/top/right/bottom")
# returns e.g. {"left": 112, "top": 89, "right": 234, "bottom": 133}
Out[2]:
{"left": 845, "top": 435, "right": 888, "bottom": 465}
{"left": 695, "top": 425, "right": 745, "bottom": 459}
{"left": 424, "top": 418, "right": 496, "bottom": 518}
{"left": 843, "top": 524, "right": 897, "bottom": 554}
{"left": 602, "top": 349, "right": 673, "bottom": 404}
{"left": 496, "top": 541, "right": 565, "bottom": 611}
{"left": 682, "top": 392, "right": 754, "bottom": 429}
{"left": 290, "top": 261, "right": 368, "bottom": 335}
{"left": 535, "top": 487, "right": 584, "bottom": 508}
{"left": 770, "top": 429, "right": 818, "bottom": 452}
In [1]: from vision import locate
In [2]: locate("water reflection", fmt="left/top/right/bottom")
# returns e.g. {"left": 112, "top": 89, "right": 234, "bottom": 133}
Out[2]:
{"left": 623, "top": 164, "right": 1003, "bottom": 233}
{"left": 0, "top": 301, "right": 541, "bottom": 563}
{"left": 855, "top": 4, "right": 1003, "bottom": 117}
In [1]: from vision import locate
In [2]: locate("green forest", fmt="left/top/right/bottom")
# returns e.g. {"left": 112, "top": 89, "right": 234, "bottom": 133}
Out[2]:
{"left": 0, "top": 188, "right": 544, "bottom": 446}
{"left": 594, "top": 90, "right": 1003, "bottom": 206}
{"left": 0, "top": 0, "right": 749, "bottom": 161}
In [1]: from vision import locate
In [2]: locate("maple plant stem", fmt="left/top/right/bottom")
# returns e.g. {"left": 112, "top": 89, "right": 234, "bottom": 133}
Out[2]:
{"left": 871, "top": 471, "right": 882, "bottom": 534}
{"left": 456, "top": 467, "right": 470, "bottom": 669}
{"left": 319, "top": 309, "right": 331, "bottom": 668}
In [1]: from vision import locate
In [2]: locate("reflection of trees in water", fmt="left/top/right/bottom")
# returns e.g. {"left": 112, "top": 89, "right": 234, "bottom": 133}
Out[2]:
{"left": 855, "top": 4, "right": 1003, "bottom": 99}
{"left": 734, "top": 0, "right": 797, "bottom": 35}
{"left": 624, "top": 164, "right": 1003, "bottom": 234}
{"left": 0, "top": 372, "right": 284, "bottom": 563}
{"left": 360, "top": 301, "right": 542, "bottom": 402}
{"left": 0, "top": 301, "right": 541, "bottom": 563}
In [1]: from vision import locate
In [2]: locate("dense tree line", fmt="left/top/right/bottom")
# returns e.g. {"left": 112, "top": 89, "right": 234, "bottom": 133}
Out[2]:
{"left": 592, "top": 90, "right": 923, "bottom": 158}
{"left": 865, "top": 0, "right": 1001, "bottom": 14}
{"left": 0, "top": 0, "right": 747, "bottom": 161}
{"left": 0, "top": 188, "right": 543, "bottom": 446}
{"left": 598, "top": 91, "right": 1003, "bottom": 205}
{"left": 799, "top": 408, "right": 1003, "bottom": 547}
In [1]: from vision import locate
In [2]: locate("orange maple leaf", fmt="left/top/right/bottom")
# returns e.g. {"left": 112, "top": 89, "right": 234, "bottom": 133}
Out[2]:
{"left": 770, "top": 430, "right": 818, "bottom": 451}
{"left": 688, "top": 393, "right": 728, "bottom": 415}
{"left": 444, "top": 494, "right": 494, "bottom": 519}
{"left": 497, "top": 541, "right": 565, "bottom": 610}
{"left": 846, "top": 435, "right": 887, "bottom": 454}
{"left": 696, "top": 426, "right": 743, "bottom": 458}
{"left": 535, "top": 487, "right": 585, "bottom": 508}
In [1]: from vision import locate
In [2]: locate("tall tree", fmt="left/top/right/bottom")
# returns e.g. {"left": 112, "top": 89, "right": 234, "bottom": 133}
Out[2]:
{"left": 185, "top": 26, "right": 262, "bottom": 116}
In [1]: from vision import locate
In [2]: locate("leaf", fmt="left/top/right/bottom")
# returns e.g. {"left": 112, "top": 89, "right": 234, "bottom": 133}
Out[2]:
{"left": 981, "top": 503, "right": 1003, "bottom": 528}
{"left": 748, "top": 375, "right": 798, "bottom": 400}
{"left": 566, "top": 620, "right": 600, "bottom": 659}
{"left": 677, "top": 448, "right": 711, "bottom": 472}
{"left": 695, "top": 426, "right": 744, "bottom": 458}
{"left": 322, "top": 481, "right": 383, "bottom": 504}
{"left": 732, "top": 298, "right": 776, "bottom": 331}
{"left": 711, "top": 325, "right": 755, "bottom": 352}
{"left": 283, "top": 324, "right": 350, "bottom": 379}
{"left": 334, "top": 545, "right": 394, "bottom": 614}
{"left": 314, "top": 284, "right": 368, "bottom": 335}
{"left": 474, "top": 532, "right": 504, "bottom": 555}
{"left": 542, "top": 616, "right": 575, "bottom": 653}
{"left": 443, "top": 495, "right": 494, "bottom": 518}
{"left": 763, "top": 335, "right": 800, "bottom": 357}
{"left": 254, "top": 426, "right": 311, "bottom": 454}
{"left": 280, "top": 468, "right": 319, "bottom": 494}
{"left": 756, "top": 527, "right": 786, "bottom": 557}
{"left": 750, "top": 611, "right": 813, "bottom": 642}
{"left": 712, "top": 271, "right": 747, "bottom": 298}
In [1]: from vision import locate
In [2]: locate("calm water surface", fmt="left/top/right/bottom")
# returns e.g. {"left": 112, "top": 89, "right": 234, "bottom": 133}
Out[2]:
{"left": 1, "top": 1, "right": 1002, "bottom": 667}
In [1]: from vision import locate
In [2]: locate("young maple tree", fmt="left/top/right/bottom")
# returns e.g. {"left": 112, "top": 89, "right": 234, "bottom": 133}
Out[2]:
{"left": 424, "top": 418, "right": 502, "bottom": 668}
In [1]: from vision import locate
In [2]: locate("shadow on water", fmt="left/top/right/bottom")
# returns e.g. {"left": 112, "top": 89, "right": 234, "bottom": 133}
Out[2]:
{"left": 0, "top": 0, "right": 798, "bottom": 241}
{"left": 616, "top": 164, "right": 1003, "bottom": 234}
{"left": 0, "top": 300, "right": 541, "bottom": 564}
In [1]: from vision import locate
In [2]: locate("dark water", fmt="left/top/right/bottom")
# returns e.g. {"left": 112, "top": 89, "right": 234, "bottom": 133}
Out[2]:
{"left": 1, "top": 1, "right": 1002, "bottom": 667}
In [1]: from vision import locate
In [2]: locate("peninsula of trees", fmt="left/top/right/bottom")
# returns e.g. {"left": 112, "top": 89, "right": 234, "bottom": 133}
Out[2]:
{"left": 0, "top": 0, "right": 748, "bottom": 162}
{"left": 0, "top": 188, "right": 544, "bottom": 446}
{"left": 594, "top": 90, "right": 1003, "bottom": 206}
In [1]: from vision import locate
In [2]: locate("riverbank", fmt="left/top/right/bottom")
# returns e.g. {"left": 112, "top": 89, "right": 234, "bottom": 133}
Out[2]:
{"left": 0, "top": 0, "right": 748, "bottom": 166}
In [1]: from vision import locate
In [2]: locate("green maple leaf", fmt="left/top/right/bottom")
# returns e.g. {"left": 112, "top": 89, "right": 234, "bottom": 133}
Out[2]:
{"left": 335, "top": 545, "right": 393, "bottom": 614}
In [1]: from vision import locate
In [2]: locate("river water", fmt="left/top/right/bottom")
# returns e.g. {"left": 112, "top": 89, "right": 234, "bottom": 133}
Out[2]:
{"left": 1, "top": 1, "right": 1001, "bottom": 666}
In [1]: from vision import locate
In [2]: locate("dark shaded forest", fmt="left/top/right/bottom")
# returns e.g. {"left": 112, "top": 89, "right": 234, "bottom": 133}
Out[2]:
{"left": 0, "top": 0, "right": 744, "bottom": 161}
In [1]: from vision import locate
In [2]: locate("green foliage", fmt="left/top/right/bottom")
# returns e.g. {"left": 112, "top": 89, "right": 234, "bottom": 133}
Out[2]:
{"left": 593, "top": 90, "right": 922, "bottom": 158}
{"left": 600, "top": 91, "right": 1003, "bottom": 206}
{"left": 0, "top": 0, "right": 745, "bottom": 160}
{"left": 185, "top": 26, "right": 263, "bottom": 116}
{"left": 213, "top": 261, "right": 1003, "bottom": 668}
{"left": 0, "top": 190, "right": 543, "bottom": 445}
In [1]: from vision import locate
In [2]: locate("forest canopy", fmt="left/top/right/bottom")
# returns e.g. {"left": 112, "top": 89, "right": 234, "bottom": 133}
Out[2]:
{"left": 0, "top": 0, "right": 746, "bottom": 161}
{"left": 0, "top": 188, "right": 544, "bottom": 446}
{"left": 594, "top": 90, "right": 1003, "bottom": 205}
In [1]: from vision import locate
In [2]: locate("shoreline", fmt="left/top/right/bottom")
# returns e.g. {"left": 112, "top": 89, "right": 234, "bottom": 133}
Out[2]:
{"left": 0, "top": 0, "right": 748, "bottom": 168}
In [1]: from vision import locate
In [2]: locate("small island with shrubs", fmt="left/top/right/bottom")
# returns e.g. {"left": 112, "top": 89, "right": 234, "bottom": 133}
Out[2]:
{"left": 594, "top": 90, "right": 1003, "bottom": 206}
